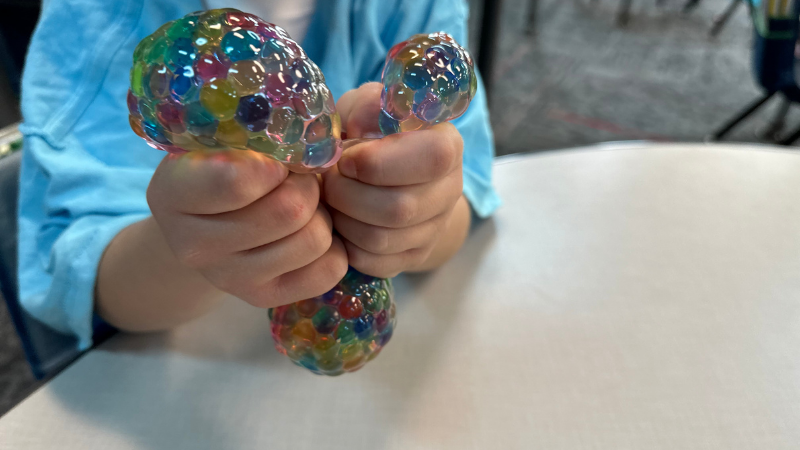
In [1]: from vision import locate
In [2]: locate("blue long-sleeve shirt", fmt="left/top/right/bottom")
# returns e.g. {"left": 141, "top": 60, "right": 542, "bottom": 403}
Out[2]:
{"left": 18, "top": 0, "right": 501, "bottom": 350}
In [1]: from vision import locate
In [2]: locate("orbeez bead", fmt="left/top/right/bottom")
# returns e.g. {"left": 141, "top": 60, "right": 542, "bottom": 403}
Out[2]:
{"left": 128, "top": 8, "right": 342, "bottom": 173}
{"left": 268, "top": 268, "right": 396, "bottom": 376}
{"left": 379, "top": 32, "right": 476, "bottom": 136}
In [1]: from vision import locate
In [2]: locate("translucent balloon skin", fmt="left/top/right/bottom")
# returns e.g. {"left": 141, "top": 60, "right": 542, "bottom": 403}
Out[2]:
{"left": 268, "top": 269, "right": 396, "bottom": 376}
{"left": 128, "top": 9, "right": 342, "bottom": 173}
{"left": 379, "top": 32, "right": 477, "bottom": 136}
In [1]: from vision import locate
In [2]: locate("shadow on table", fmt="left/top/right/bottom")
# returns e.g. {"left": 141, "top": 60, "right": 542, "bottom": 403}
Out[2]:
{"left": 42, "top": 218, "right": 497, "bottom": 449}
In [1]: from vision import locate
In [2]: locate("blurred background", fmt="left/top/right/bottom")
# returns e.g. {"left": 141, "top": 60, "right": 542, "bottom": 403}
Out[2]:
{"left": 0, "top": 0, "right": 794, "bottom": 414}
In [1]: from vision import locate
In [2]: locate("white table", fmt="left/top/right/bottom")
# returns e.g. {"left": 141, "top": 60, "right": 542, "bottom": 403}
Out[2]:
{"left": 2, "top": 143, "right": 800, "bottom": 449}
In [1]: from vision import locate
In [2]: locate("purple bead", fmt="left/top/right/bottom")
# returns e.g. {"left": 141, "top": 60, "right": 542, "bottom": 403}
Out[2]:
{"left": 127, "top": 90, "right": 140, "bottom": 117}
{"left": 235, "top": 93, "right": 272, "bottom": 128}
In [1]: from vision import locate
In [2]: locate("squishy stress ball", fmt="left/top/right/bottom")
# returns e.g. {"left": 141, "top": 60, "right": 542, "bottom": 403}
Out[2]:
{"left": 127, "top": 8, "right": 341, "bottom": 173}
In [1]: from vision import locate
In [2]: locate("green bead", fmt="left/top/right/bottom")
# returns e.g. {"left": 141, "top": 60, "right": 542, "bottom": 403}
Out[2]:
{"left": 339, "top": 341, "right": 361, "bottom": 360}
{"left": 138, "top": 100, "right": 157, "bottom": 122}
{"left": 146, "top": 36, "right": 169, "bottom": 65}
{"left": 311, "top": 306, "right": 340, "bottom": 334}
{"left": 274, "top": 141, "right": 304, "bottom": 164}
{"left": 335, "top": 321, "right": 355, "bottom": 344}
{"left": 362, "top": 295, "right": 380, "bottom": 314}
{"left": 130, "top": 63, "right": 145, "bottom": 96}
{"left": 267, "top": 107, "right": 303, "bottom": 144}
{"left": 167, "top": 16, "right": 197, "bottom": 41}
{"left": 375, "top": 289, "right": 389, "bottom": 310}
{"left": 247, "top": 136, "right": 279, "bottom": 156}
{"left": 469, "top": 71, "right": 477, "bottom": 98}
{"left": 133, "top": 36, "right": 153, "bottom": 63}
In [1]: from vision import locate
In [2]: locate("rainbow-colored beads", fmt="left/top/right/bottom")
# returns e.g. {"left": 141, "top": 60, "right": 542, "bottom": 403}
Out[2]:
{"left": 379, "top": 32, "right": 477, "bottom": 136}
{"left": 127, "top": 9, "right": 342, "bottom": 173}
{"left": 268, "top": 269, "right": 396, "bottom": 376}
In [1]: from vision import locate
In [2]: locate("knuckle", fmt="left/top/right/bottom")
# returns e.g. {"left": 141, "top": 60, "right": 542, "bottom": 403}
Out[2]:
{"left": 173, "top": 245, "right": 209, "bottom": 270}
{"left": 361, "top": 226, "right": 391, "bottom": 254}
{"left": 214, "top": 166, "right": 256, "bottom": 207}
{"left": 387, "top": 194, "right": 417, "bottom": 227}
{"left": 348, "top": 248, "right": 397, "bottom": 279}
{"left": 429, "top": 143, "right": 457, "bottom": 178}
{"left": 274, "top": 188, "right": 313, "bottom": 226}
{"left": 313, "top": 257, "right": 349, "bottom": 296}
{"left": 356, "top": 150, "right": 382, "bottom": 182}
{"left": 302, "top": 218, "right": 333, "bottom": 256}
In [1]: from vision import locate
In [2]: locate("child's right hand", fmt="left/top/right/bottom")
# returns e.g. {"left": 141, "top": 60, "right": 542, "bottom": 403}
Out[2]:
{"left": 146, "top": 150, "right": 348, "bottom": 308}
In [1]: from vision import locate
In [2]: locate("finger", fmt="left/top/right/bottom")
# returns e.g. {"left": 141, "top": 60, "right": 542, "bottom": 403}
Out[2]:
{"left": 337, "top": 123, "right": 463, "bottom": 186}
{"left": 165, "top": 173, "right": 319, "bottom": 259}
{"left": 332, "top": 209, "right": 446, "bottom": 255}
{"left": 148, "top": 149, "right": 288, "bottom": 215}
{"left": 323, "top": 164, "right": 463, "bottom": 228}
{"left": 221, "top": 205, "right": 334, "bottom": 286}
{"left": 253, "top": 236, "right": 349, "bottom": 308}
{"left": 335, "top": 82, "right": 383, "bottom": 139}
{"left": 344, "top": 240, "right": 430, "bottom": 279}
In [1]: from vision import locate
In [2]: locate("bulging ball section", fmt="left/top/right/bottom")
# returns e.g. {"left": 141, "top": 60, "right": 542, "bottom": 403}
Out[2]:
{"left": 127, "top": 8, "right": 342, "bottom": 173}
{"left": 379, "top": 32, "right": 477, "bottom": 136}
{"left": 268, "top": 269, "right": 396, "bottom": 376}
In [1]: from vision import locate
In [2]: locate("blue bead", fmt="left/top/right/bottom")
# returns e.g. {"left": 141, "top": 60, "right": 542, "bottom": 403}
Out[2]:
{"left": 378, "top": 109, "right": 400, "bottom": 135}
{"left": 143, "top": 121, "right": 170, "bottom": 145}
{"left": 449, "top": 59, "right": 471, "bottom": 92}
{"left": 403, "top": 62, "right": 433, "bottom": 90}
{"left": 222, "top": 30, "right": 263, "bottom": 62}
{"left": 185, "top": 102, "right": 218, "bottom": 136}
{"left": 166, "top": 38, "right": 196, "bottom": 73}
{"left": 353, "top": 315, "right": 374, "bottom": 336}
{"left": 303, "top": 138, "right": 336, "bottom": 168}
{"left": 170, "top": 71, "right": 194, "bottom": 100}
{"left": 379, "top": 326, "right": 393, "bottom": 346}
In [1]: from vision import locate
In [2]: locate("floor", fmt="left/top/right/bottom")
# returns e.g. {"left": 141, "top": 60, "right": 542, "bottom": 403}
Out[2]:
{"left": 0, "top": 0, "right": 792, "bottom": 416}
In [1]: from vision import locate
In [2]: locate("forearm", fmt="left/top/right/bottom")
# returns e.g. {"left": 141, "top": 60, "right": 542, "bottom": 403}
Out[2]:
{"left": 410, "top": 194, "right": 471, "bottom": 272}
{"left": 96, "top": 216, "right": 225, "bottom": 332}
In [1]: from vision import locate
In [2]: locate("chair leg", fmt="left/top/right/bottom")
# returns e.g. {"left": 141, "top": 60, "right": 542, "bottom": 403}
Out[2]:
{"left": 710, "top": 0, "right": 743, "bottom": 38}
{"left": 708, "top": 92, "right": 775, "bottom": 141}
{"left": 758, "top": 97, "right": 791, "bottom": 143}
{"left": 478, "top": 0, "right": 503, "bottom": 102}
{"left": 617, "top": 0, "right": 633, "bottom": 26}
{"left": 778, "top": 123, "right": 800, "bottom": 145}
{"left": 526, "top": 0, "right": 538, "bottom": 36}
{"left": 682, "top": 0, "right": 702, "bottom": 13}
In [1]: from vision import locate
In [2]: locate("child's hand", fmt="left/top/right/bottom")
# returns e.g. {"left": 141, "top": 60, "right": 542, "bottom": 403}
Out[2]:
{"left": 322, "top": 83, "right": 467, "bottom": 278}
{"left": 147, "top": 150, "right": 348, "bottom": 308}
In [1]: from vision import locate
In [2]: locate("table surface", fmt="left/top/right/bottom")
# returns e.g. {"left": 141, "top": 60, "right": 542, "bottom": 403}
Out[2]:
{"left": 2, "top": 143, "right": 800, "bottom": 449}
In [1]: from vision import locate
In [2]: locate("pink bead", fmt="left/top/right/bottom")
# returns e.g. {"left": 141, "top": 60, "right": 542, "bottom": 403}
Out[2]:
{"left": 194, "top": 52, "right": 229, "bottom": 82}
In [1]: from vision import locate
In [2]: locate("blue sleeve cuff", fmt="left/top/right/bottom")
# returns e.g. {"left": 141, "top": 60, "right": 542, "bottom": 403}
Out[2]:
{"left": 19, "top": 213, "right": 149, "bottom": 350}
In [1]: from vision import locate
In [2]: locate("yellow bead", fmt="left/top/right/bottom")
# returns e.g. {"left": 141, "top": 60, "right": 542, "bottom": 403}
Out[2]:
{"left": 200, "top": 79, "right": 238, "bottom": 120}
{"left": 228, "top": 60, "right": 266, "bottom": 96}
{"left": 215, "top": 120, "right": 249, "bottom": 148}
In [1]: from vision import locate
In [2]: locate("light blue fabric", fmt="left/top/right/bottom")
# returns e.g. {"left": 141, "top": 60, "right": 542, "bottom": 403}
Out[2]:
{"left": 18, "top": 0, "right": 501, "bottom": 349}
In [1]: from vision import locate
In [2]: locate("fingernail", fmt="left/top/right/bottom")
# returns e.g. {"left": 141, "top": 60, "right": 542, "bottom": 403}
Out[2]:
{"left": 339, "top": 156, "right": 357, "bottom": 178}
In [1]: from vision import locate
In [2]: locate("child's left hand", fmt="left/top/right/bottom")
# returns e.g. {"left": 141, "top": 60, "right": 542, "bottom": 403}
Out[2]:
{"left": 322, "top": 82, "right": 466, "bottom": 278}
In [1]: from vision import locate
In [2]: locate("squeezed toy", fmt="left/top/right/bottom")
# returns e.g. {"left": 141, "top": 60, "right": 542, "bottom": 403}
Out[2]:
{"left": 128, "top": 9, "right": 477, "bottom": 375}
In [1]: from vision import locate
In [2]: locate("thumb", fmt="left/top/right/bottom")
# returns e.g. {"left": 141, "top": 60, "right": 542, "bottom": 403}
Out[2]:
{"left": 335, "top": 82, "right": 383, "bottom": 139}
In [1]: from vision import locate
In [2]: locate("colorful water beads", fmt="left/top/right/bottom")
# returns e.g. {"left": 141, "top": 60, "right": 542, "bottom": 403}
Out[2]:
{"left": 379, "top": 32, "right": 477, "bottom": 136}
{"left": 269, "top": 269, "right": 396, "bottom": 376}
{"left": 127, "top": 8, "right": 342, "bottom": 173}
